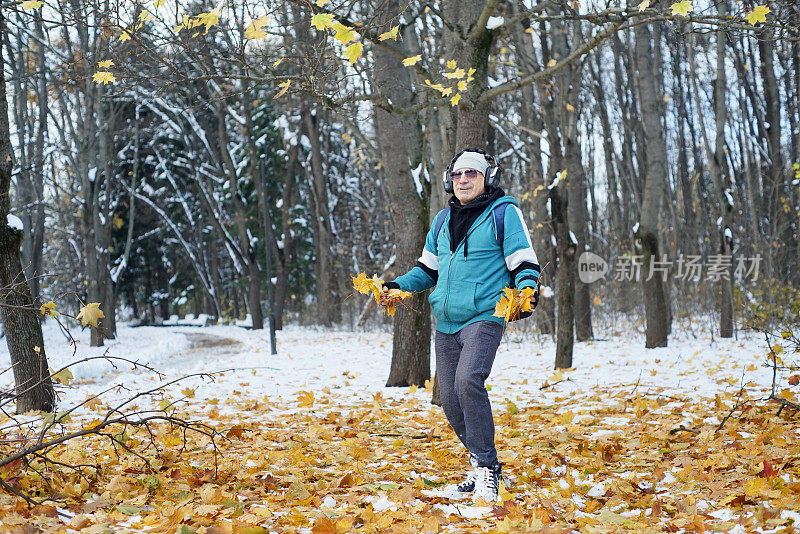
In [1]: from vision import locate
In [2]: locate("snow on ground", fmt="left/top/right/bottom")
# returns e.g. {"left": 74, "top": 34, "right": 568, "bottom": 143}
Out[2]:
{"left": 1, "top": 319, "right": 774, "bottom": 419}
{"left": 1, "top": 319, "right": 793, "bottom": 532}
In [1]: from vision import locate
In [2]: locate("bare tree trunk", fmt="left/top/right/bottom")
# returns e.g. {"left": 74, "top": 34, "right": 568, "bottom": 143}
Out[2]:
{"left": 555, "top": 16, "right": 593, "bottom": 343}
{"left": 0, "top": 227, "right": 54, "bottom": 413}
{"left": 444, "top": 0, "right": 496, "bottom": 148}
{"left": 97, "top": 95, "right": 116, "bottom": 339}
{"left": 758, "top": 25, "right": 790, "bottom": 282}
{"left": 688, "top": 3, "right": 733, "bottom": 337}
{"left": 215, "top": 103, "right": 264, "bottom": 329}
{"left": 8, "top": 14, "right": 46, "bottom": 300}
{"left": 242, "top": 89, "right": 270, "bottom": 332}
{"left": 535, "top": 7, "right": 582, "bottom": 348}
{"left": 303, "top": 109, "right": 339, "bottom": 326}
{"left": 671, "top": 36, "right": 697, "bottom": 257}
{"left": 613, "top": 33, "right": 641, "bottom": 222}
{"left": 634, "top": 20, "right": 670, "bottom": 348}
{"left": 0, "top": 11, "right": 54, "bottom": 413}
{"left": 373, "top": 0, "right": 431, "bottom": 388}
{"left": 273, "top": 144, "right": 299, "bottom": 330}
{"left": 129, "top": 288, "right": 139, "bottom": 319}
{"left": 551, "top": 184, "right": 575, "bottom": 369}
{"left": 520, "top": 91, "right": 555, "bottom": 334}
{"left": 567, "top": 141, "right": 592, "bottom": 342}
{"left": 591, "top": 55, "right": 621, "bottom": 239}
{"left": 793, "top": 28, "right": 800, "bottom": 284}
{"left": 62, "top": 0, "right": 105, "bottom": 346}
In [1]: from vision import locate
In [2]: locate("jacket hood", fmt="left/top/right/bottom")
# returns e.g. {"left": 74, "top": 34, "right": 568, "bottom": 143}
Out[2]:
{"left": 487, "top": 195, "right": 519, "bottom": 211}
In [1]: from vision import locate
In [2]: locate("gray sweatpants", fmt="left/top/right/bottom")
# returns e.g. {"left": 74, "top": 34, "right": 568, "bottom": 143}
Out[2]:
{"left": 435, "top": 320, "right": 503, "bottom": 467}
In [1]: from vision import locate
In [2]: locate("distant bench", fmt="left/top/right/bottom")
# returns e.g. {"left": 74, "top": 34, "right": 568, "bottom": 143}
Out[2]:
{"left": 133, "top": 314, "right": 256, "bottom": 328}
{"left": 131, "top": 314, "right": 218, "bottom": 327}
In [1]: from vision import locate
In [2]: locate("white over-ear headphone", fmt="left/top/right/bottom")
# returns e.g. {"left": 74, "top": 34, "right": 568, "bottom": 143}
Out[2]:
{"left": 442, "top": 147, "right": 501, "bottom": 193}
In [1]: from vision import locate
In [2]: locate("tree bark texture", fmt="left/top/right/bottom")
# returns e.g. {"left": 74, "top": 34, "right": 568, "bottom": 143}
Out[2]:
{"left": 0, "top": 11, "right": 54, "bottom": 413}
{"left": 444, "top": 0, "right": 496, "bottom": 149}
{"left": 216, "top": 104, "right": 264, "bottom": 330}
{"left": 688, "top": 1, "right": 733, "bottom": 338}
{"left": 520, "top": 94, "right": 555, "bottom": 335}
{"left": 303, "top": 110, "right": 339, "bottom": 326}
{"left": 373, "top": 1, "right": 432, "bottom": 388}
{"left": 551, "top": 185, "right": 575, "bottom": 369}
{"left": 634, "top": 21, "right": 670, "bottom": 348}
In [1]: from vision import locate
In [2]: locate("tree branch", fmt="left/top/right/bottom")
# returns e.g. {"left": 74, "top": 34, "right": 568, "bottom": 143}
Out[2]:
{"left": 471, "top": 0, "right": 503, "bottom": 41}
{"left": 478, "top": 21, "right": 624, "bottom": 104}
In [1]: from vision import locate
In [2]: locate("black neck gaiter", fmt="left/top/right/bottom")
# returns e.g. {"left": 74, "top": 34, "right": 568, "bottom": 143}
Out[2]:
{"left": 448, "top": 187, "right": 505, "bottom": 257}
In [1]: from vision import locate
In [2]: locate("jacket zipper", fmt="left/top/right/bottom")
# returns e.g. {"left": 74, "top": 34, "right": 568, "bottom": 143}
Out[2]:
{"left": 442, "top": 207, "right": 500, "bottom": 321}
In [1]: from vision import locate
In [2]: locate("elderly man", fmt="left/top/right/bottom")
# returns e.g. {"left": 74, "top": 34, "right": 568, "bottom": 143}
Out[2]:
{"left": 383, "top": 147, "right": 541, "bottom": 501}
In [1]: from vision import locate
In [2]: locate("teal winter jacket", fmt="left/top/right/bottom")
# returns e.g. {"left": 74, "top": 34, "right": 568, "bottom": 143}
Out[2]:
{"left": 393, "top": 195, "right": 540, "bottom": 334}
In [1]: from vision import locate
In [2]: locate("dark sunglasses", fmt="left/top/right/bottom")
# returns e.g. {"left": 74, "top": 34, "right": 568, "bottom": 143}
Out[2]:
{"left": 449, "top": 169, "right": 480, "bottom": 180}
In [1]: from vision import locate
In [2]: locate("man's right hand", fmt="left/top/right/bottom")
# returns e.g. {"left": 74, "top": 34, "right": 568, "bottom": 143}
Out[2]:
{"left": 379, "top": 285, "right": 391, "bottom": 306}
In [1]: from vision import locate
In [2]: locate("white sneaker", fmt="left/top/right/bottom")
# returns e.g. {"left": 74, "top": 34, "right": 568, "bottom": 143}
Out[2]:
{"left": 472, "top": 464, "right": 502, "bottom": 502}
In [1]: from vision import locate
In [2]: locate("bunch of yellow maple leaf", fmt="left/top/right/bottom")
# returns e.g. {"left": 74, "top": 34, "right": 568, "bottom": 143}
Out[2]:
{"left": 352, "top": 272, "right": 412, "bottom": 316}
{"left": 492, "top": 286, "right": 537, "bottom": 324}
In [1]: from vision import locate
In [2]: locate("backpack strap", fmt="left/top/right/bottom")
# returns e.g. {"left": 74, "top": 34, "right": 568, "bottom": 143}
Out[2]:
{"left": 492, "top": 202, "right": 508, "bottom": 248}
{"left": 433, "top": 207, "right": 451, "bottom": 251}
{"left": 434, "top": 203, "right": 508, "bottom": 250}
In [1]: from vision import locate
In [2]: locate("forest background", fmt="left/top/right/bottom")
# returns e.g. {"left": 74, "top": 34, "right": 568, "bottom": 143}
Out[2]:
{"left": 4, "top": 0, "right": 799, "bottom": 393}
{"left": 0, "top": 0, "right": 799, "bottom": 531}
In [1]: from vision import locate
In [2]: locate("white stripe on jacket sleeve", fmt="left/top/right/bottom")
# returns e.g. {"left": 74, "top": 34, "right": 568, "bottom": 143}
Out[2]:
{"left": 505, "top": 205, "right": 539, "bottom": 270}
{"left": 419, "top": 248, "right": 439, "bottom": 271}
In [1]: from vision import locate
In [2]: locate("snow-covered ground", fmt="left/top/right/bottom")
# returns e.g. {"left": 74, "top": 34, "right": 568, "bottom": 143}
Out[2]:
{"left": 2, "top": 320, "right": 797, "bottom": 533}
{"left": 0, "top": 319, "right": 776, "bottom": 416}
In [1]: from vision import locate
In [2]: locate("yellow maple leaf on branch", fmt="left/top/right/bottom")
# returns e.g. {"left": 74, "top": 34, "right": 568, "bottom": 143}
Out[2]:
{"left": 332, "top": 22, "right": 356, "bottom": 45}
{"left": 245, "top": 15, "right": 270, "bottom": 40}
{"left": 40, "top": 301, "right": 59, "bottom": 318}
{"left": 76, "top": 302, "right": 104, "bottom": 328}
{"left": 273, "top": 79, "right": 291, "bottom": 99}
{"left": 746, "top": 5, "right": 770, "bottom": 26}
{"left": 311, "top": 13, "right": 334, "bottom": 30}
{"left": 49, "top": 367, "right": 73, "bottom": 385}
{"left": 424, "top": 79, "right": 446, "bottom": 93}
{"left": 378, "top": 25, "right": 399, "bottom": 41}
{"left": 670, "top": 0, "right": 693, "bottom": 17}
{"left": 20, "top": 0, "right": 43, "bottom": 10}
{"left": 443, "top": 68, "right": 465, "bottom": 79}
{"left": 92, "top": 71, "right": 116, "bottom": 85}
{"left": 195, "top": 6, "right": 222, "bottom": 32}
{"left": 343, "top": 42, "right": 363, "bottom": 64}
